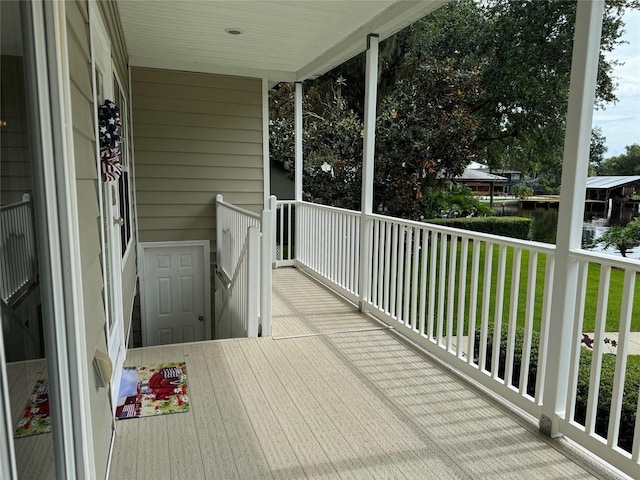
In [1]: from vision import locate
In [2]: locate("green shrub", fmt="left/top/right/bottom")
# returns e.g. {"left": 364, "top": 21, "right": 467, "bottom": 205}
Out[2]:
{"left": 427, "top": 216, "right": 532, "bottom": 240}
{"left": 474, "top": 326, "right": 640, "bottom": 453}
{"left": 473, "top": 325, "right": 540, "bottom": 396}
{"left": 574, "top": 349, "right": 640, "bottom": 452}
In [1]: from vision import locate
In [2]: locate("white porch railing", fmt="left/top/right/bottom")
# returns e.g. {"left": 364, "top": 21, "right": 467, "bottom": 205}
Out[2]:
{"left": 216, "top": 195, "right": 261, "bottom": 280}
{"left": 215, "top": 195, "right": 272, "bottom": 338}
{"left": 0, "top": 194, "right": 38, "bottom": 304}
{"left": 273, "top": 199, "right": 296, "bottom": 267}
{"left": 216, "top": 226, "right": 260, "bottom": 338}
{"left": 274, "top": 198, "right": 640, "bottom": 477}
{"left": 559, "top": 250, "right": 640, "bottom": 473}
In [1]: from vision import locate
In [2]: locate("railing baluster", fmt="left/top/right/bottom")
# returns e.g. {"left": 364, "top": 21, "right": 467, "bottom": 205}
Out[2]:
{"left": 585, "top": 264, "right": 611, "bottom": 435}
{"left": 446, "top": 235, "right": 457, "bottom": 351}
{"left": 436, "top": 232, "right": 447, "bottom": 346}
{"left": 390, "top": 223, "right": 399, "bottom": 319}
{"left": 384, "top": 221, "right": 392, "bottom": 314}
{"left": 535, "top": 256, "right": 554, "bottom": 404}
{"left": 565, "top": 260, "right": 588, "bottom": 420}
{"left": 402, "top": 227, "right": 412, "bottom": 326}
{"left": 607, "top": 269, "right": 635, "bottom": 448}
{"left": 491, "top": 245, "right": 507, "bottom": 380}
{"left": 520, "top": 251, "right": 538, "bottom": 396}
{"left": 634, "top": 398, "right": 640, "bottom": 462}
{"left": 505, "top": 247, "right": 522, "bottom": 387}
{"left": 411, "top": 227, "right": 420, "bottom": 331}
{"left": 479, "top": 242, "right": 493, "bottom": 373}
{"left": 396, "top": 226, "right": 406, "bottom": 324}
{"left": 467, "top": 240, "right": 481, "bottom": 365}
{"left": 377, "top": 220, "right": 385, "bottom": 309}
{"left": 418, "top": 228, "right": 429, "bottom": 337}
{"left": 456, "top": 238, "right": 468, "bottom": 358}
{"left": 428, "top": 231, "right": 438, "bottom": 341}
{"left": 371, "top": 219, "right": 380, "bottom": 306}
{"left": 341, "top": 213, "right": 346, "bottom": 288}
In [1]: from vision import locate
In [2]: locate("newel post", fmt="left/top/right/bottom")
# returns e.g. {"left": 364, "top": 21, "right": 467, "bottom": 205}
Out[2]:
{"left": 247, "top": 226, "right": 260, "bottom": 338}
{"left": 540, "top": 0, "right": 604, "bottom": 437}
{"left": 215, "top": 194, "right": 223, "bottom": 273}
{"left": 269, "top": 195, "right": 277, "bottom": 267}
{"left": 260, "top": 204, "right": 273, "bottom": 337}
{"left": 358, "top": 34, "right": 379, "bottom": 312}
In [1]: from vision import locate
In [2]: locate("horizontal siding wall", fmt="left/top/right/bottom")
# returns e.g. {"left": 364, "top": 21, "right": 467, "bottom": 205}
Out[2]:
{"left": 131, "top": 67, "right": 264, "bottom": 270}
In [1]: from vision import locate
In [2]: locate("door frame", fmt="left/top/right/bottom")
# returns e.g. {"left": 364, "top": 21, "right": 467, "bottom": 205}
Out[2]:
{"left": 89, "top": 0, "right": 126, "bottom": 411}
{"left": 138, "top": 241, "right": 211, "bottom": 346}
{"left": 0, "top": 1, "right": 98, "bottom": 478}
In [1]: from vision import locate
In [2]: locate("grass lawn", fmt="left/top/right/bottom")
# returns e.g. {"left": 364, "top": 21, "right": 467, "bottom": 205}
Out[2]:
{"left": 393, "top": 240, "right": 640, "bottom": 335}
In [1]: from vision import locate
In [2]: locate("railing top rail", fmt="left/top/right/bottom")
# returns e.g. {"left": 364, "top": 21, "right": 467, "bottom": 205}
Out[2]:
{"left": 570, "top": 248, "right": 640, "bottom": 270}
{"left": 369, "top": 212, "right": 555, "bottom": 253}
{"left": 275, "top": 199, "right": 297, "bottom": 205}
{"left": 298, "top": 201, "right": 362, "bottom": 217}
{"left": 0, "top": 198, "right": 31, "bottom": 212}
{"left": 298, "top": 200, "right": 556, "bottom": 254}
{"left": 217, "top": 197, "right": 260, "bottom": 220}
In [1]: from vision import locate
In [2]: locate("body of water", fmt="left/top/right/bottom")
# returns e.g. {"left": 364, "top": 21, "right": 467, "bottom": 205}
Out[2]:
{"left": 494, "top": 203, "right": 640, "bottom": 260}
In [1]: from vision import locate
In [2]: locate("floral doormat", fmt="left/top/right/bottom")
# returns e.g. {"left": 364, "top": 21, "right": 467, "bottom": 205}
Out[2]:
{"left": 14, "top": 379, "right": 51, "bottom": 438}
{"left": 115, "top": 362, "right": 189, "bottom": 420}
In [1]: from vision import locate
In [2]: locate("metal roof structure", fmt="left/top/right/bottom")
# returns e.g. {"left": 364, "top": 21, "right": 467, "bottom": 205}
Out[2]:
{"left": 455, "top": 169, "right": 508, "bottom": 182}
{"left": 585, "top": 176, "right": 640, "bottom": 189}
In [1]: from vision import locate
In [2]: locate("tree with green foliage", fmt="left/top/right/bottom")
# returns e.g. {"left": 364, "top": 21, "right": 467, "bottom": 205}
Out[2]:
{"left": 374, "top": 60, "right": 482, "bottom": 219}
{"left": 589, "top": 127, "right": 608, "bottom": 176}
{"left": 328, "top": 0, "right": 634, "bottom": 180}
{"left": 270, "top": 61, "right": 483, "bottom": 220}
{"left": 600, "top": 144, "right": 640, "bottom": 175}
{"left": 269, "top": 0, "right": 638, "bottom": 219}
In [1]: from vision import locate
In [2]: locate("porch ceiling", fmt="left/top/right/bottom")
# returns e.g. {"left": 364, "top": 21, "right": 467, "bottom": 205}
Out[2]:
{"left": 115, "top": 0, "right": 446, "bottom": 82}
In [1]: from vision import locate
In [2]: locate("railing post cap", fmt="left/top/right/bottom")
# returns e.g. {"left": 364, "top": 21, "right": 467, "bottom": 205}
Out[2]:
{"left": 216, "top": 194, "right": 223, "bottom": 202}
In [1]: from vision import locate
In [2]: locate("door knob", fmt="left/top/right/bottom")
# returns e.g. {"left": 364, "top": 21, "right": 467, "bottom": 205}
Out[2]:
{"left": 198, "top": 316, "right": 204, "bottom": 321}
{"left": 113, "top": 217, "right": 124, "bottom": 226}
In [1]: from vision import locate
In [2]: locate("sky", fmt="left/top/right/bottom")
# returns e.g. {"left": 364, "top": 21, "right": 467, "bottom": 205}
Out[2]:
{"left": 591, "top": 8, "right": 640, "bottom": 158}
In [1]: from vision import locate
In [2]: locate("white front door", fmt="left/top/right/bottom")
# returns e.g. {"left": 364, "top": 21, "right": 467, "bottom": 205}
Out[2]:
{"left": 140, "top": 242, "right": 211, "bottom": 346}
{"left": 91, "top": 6, "right": 125, "bottom": 409}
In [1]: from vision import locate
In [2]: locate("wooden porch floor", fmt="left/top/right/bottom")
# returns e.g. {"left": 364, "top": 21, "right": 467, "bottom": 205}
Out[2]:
{"left": 109, "top": 267, "right": 620, "bottom": 480}
{"left": 7, "top": 358, "right": 54, "bottom": 480}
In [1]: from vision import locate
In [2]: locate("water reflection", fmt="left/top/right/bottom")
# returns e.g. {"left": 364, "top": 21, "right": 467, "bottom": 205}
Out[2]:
{"left": 494, "top": 203, "right": 640, "bottom": 259}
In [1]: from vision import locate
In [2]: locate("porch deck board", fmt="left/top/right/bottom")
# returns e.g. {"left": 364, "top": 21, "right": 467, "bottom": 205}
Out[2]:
{"left": 109, "top": 268, "right": 608, "bottom": 479}
{"left": 6, "top": 358, "right": 54, "bottom": 480}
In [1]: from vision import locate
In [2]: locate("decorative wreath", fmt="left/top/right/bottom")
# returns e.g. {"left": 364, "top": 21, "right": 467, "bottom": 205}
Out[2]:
{"left": 99, "top": 99, "right": 123, "bottom": 182}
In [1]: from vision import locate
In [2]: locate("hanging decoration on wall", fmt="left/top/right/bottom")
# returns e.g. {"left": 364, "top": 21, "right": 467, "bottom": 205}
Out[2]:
{"left": 99, "top": 99, "right": 123, "bottom": 182}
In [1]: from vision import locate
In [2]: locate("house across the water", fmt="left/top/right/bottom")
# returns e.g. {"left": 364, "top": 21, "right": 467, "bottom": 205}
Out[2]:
{"left": 585, "top": 175, "right": 640, "bottom": 204}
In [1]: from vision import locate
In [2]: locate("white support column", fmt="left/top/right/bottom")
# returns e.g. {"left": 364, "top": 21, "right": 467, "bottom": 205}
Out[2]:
{"left": 540, "top": 0, "right": 604, "bottom": 438}
{"left": 295, "top": 82, "right": 303, "bottom": 202}
{"left": 262, "top": 78, "right": 271, "bottom": 208}
{"left": 260, "top": 207, "right": 273, "bottom": 337}
{"left": 247, "top": 226, "right": 260, "bottom": 338}
{"left": 358, "top": 34, "right": 379, "bottom": 312}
